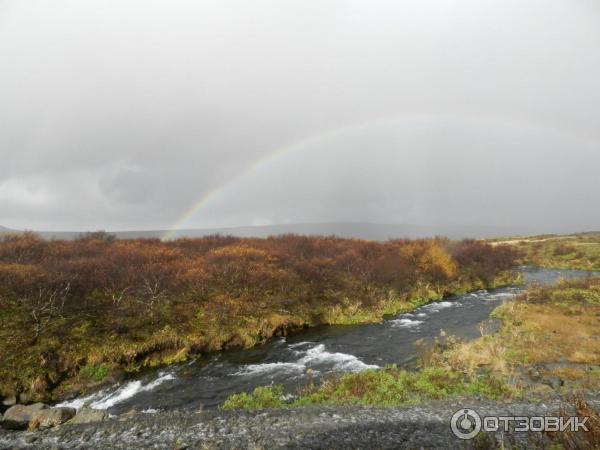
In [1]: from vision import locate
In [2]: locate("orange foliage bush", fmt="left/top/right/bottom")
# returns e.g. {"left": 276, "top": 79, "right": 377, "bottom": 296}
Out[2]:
{"left": 0, "top": 233, "right": 518, "bottom": 337}
{"left": 0, "top": 232, "right": 518, "bottom": 397}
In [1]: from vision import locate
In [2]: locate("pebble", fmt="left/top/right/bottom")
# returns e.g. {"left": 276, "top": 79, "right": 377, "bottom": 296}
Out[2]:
{"left": 1, "top": 396, "right": 598, "bottom": 449}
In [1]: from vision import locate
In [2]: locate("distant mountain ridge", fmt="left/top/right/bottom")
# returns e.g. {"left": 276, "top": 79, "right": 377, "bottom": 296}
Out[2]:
{"left": 0, "top": 222, "right": 547, "bottom": 241}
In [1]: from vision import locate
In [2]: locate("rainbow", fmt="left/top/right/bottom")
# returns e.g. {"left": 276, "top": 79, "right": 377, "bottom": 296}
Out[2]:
{"left": 160, "top": 114, "right": 593, "bottom": 241}
{"left": 160, "top": 117, "right": 396, "bottom": 240}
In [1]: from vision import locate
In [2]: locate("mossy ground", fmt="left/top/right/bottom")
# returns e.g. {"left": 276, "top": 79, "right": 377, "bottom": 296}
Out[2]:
{"left": 490, "top": 232, "right": 600, "bottom": 271}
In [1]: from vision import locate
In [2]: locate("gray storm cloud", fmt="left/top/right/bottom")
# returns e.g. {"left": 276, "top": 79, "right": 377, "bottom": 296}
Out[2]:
{"left": 0, "top": 0, "right": 599, "bottom": 232}
{"left": 193, "top": 116, "right": 600, "bottom": 232}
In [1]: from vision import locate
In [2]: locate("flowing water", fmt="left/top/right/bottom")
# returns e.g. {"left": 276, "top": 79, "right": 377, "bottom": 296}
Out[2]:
{"left": 58, "top": 267, "right": 596, "bottom": 414}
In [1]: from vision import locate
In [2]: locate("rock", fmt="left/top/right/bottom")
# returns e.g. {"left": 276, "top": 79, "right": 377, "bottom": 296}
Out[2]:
{"left": 1, "top": 395, "right": 17, "bottom": 406}
{"left": 24, "top": 434, "right": 38, "bottom": 443}
{"left": 1, "top": 403, "right": 48, "bottom": 430}
{"left": 18, "top": 391, "right": 32, "bottom": 404}
{"left": 69, "top": 407, "right": 108, "bottom": 424}
{"left": 1, "top": 403, "right": 76, "bottom": 430}
{"left": 32, "top": 407, "right": 76, "bottom": 429}
{"left": 542, "top": 376, "right": 564, "bottom": 390}
{"left": 527, "top": 366, "right": 543, "bottom": 382}
{"left": 119, "top": 409, "right": 138, "bottom": 421}
{"left": 104, "top": 370, "right": 126, "bottom": 384}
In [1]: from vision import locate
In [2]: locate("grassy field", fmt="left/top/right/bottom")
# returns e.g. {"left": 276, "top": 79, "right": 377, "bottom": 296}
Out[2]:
{"left": 490, "top": 232, "right": 600, "bottom": 271}
{"left": 223, "top": 276, "right": 600, "bottom": 409}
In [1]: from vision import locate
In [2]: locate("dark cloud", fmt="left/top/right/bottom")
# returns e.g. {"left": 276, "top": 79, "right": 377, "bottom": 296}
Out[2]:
{"left": 1, "top": 0, "right": 599, "bottom": 232}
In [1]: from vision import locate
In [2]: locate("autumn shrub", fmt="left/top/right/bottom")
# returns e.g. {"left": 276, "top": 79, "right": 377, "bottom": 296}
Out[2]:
{"left": 0, "top": 233, "right": 518, "bottom": 398}
{"left": 546, "top": 395, "right": 600, "bottom": 450}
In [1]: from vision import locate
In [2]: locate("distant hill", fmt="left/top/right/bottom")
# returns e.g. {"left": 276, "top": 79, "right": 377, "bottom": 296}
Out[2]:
{"left": 155, "top": 222, "right": 538, "bottom": 241}
{"left": 0, "top": 222, "right": 541, "bottom": 241}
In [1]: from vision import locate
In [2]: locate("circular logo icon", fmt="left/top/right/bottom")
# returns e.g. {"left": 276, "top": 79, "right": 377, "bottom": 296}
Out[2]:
{"left": 451, "top": 408, "right": 482, "bottom": 440}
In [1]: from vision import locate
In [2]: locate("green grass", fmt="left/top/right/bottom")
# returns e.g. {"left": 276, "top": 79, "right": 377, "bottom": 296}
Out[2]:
{"left": 222, "top": 385, "right": 286, "bottom": 409}
{"left": 221, "top": 366, "right": 514, "bottom": 410}
{"left": 79, "top": 364, "right": 109, "bottom": 382}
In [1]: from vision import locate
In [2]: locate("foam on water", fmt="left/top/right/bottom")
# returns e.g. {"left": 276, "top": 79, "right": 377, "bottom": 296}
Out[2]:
{"left": 288, "top": 341, "right": 314, "bottom": 349}
{"left": 233, "top": 344, "right": 378, "bottom": 376}
{"left": 488, "top": 292, "right": 516, "bottom": 300}
{"left": 90, "top": 381, "right": 142, "bottom": 409}
{"left": 57, "top": 371, "right": 176, "bottom": 410}
{"left": 297, "top": 344, "right": 379, "bottom": 372}
{"left": 142, "top": 372, "right": 175, "bottom": 391}
{"left": 232, "top": 362, "right": 305, "bottom": 376}
{"left": 390, "top": 318, "right": 423, "bottom": 328}
{"left": 55, "top": 391, "right": 106, "bottom": 410}
{"left": 424, "top": 301, "right": 456, "bottom": 311}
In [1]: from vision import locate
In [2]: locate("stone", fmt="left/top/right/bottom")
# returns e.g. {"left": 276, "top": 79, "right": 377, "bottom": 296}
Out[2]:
{"left": 104, "top": 370, "right": 126, "bottom": 384}
{"left": 32, "top": 407, "right": 76, "bottom": 429}
{"left": 527, "top": 366, "right": 543, "bottom": 382}
{"left": 1, "top": 403, "right": 47, "bottom": 430}
{"left": 118, "top": 409, "right": 138, "bottom": 421}
{"left": 1, "top": 395, "right": 17, "bottom": 406}
{"left": 24, "top": 434, "right": 38, "bottom": 443}
{"left": 542, "top": 376, "right": 564, "bottom": 390}
{"left": 69, "top": 407, "right": 108, "bottom": 424}
{"left": 18, "top": 391, "right": 32, "bottom": 404}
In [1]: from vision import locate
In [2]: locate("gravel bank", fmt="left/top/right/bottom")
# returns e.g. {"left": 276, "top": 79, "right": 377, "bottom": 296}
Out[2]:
{"left": 2, "top": 396, "right": 596, "bottom": 449}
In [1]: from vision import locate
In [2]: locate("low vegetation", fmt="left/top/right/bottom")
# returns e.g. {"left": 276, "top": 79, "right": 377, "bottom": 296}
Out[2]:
{"left": 472, "top": 277, "right": 600, "bottom": 371}
{"left": 0, "top": 232, "right": 517, "bottom": 401}
{"left": 547, "top": 395, "right": 600, "bottom": 450}
{"left": 222, "top": 365, "right": 512, "bottom": 410}
{"left": 223, "top": 277, "right": 600, "bottom": 410}
{"left": 490, "top": 232, "right": 600, "bottom": 271}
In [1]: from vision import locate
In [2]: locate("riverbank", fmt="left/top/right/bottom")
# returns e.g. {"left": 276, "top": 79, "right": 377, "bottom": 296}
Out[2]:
{"left": 2, "top": 395, "right": 599, "bottom": 449}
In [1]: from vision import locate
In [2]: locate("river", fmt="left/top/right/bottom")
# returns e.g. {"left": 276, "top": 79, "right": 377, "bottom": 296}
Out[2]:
{"left": 58, "top": 267, "right": 595, "bottom": 414}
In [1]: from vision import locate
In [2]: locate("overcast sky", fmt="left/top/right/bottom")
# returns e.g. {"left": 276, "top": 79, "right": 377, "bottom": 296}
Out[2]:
{"left": 1, "top": 0, "right": 599, "bottom": 232}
